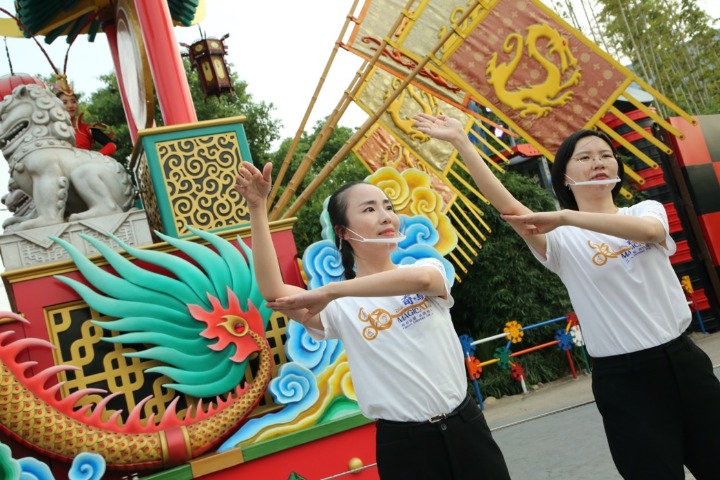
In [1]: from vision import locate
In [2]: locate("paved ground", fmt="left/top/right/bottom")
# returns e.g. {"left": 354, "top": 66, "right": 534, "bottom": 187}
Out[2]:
{"left": 481, "top": 331, "right": 720, "bottom": 480}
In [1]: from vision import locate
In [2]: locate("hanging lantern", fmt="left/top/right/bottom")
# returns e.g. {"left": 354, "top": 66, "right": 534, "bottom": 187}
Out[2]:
{"left": 183, "top": 34, "right": 234, "bottom": 101}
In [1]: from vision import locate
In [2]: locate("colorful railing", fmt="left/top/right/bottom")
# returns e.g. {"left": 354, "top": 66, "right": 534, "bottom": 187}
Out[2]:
{"left": 459, "top": 313, "right": 591, "bottom": 409}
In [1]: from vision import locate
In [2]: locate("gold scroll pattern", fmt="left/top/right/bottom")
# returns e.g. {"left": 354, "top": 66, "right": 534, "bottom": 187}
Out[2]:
{"left": 135, "top": 151, "right": 163, "bottom": 237}
{"left": 156, "top": 132, "right": 249, "bottom": 236}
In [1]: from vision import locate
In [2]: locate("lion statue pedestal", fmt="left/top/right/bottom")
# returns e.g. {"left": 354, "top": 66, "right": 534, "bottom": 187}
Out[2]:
{"left": 0, "top": 209, "right": 153, "bottom": 270}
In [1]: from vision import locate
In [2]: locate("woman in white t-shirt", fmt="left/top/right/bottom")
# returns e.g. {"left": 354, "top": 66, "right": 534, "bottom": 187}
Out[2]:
{"left": 414, "top": 113, "right": 720, "bottom": 480}
{"left": 234, "top": 161, "right": 510, "bottom": 480}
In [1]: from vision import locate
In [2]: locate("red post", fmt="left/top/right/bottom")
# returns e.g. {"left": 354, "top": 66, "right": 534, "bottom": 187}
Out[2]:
{"left": 103, "top": 20, "right": 139, "bottom": 141}
{"left": 133, "top": 0, "right": 197, "bottom": 125}
{"left": 566, "top": 349, "right": 578, "bottom": 379}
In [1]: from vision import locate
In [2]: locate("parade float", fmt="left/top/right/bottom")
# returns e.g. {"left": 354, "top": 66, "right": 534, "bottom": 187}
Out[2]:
{"left": 0, "top": 0, "right": 718, "bottom": 479}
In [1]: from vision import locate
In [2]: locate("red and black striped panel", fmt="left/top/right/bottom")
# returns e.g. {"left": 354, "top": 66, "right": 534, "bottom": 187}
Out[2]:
{"left": 668, "top": 116, "right": 720, "bottom": 268}
{"left": 601, "top": 110, "right": 718, "bottom": 331}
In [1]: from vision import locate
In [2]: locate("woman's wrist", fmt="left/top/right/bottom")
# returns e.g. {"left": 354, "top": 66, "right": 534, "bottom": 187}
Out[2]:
{"left": 247, "top": 199, "right": 268, "bottom": 211}
{"left": 449, "top": 131, "right": 471, "bottom": 149}
{"left": 322, "top": 283, "right": 341, "bottom": 301}
{"left": 558, "top": 209, "right": 572, "bottom": 227}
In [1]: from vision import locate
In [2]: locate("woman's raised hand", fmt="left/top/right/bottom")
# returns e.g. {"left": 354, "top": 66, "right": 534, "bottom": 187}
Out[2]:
{"left": 235, "top": 161, "right": 272, "bottom": 208}
{"left": 413, "top": 113, "right": 465, "bottom": 143}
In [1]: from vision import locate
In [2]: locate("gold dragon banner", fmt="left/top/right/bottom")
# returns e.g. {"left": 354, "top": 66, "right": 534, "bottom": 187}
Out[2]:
{"left": 346, "top": 0, "right": 697, "bottom": 275}
{"left": 348, "top": 0, "right": 694, "bottom": 196}
{"left": 434, "top": 0, "right": 693, "bottom": 175}
{"left": 347, "top": 0, "right": 509, "bottom": 124}
{"left": 354, "top": 66, "right": 513, "bottom": 173}
{"left": 347, "top": 0, "right": 468, "bottom": 105}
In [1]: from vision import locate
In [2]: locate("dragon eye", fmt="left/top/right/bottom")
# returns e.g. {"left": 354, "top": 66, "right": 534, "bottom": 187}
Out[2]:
{"left": 221, "top": 315, "right": 249, "bottom": 337}
{"left": 232, "top": 320, "right": 247, "bottom": 334}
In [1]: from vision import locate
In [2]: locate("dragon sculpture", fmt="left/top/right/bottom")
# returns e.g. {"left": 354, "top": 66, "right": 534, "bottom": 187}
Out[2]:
{"left": 0, "top": 84, "right": 135, "bottom": 232}
{"left": 0, "top": 226, "right": 273, "bottom": 470}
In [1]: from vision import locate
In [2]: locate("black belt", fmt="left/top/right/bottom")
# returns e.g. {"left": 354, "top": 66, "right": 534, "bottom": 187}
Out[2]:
{"left": 378, "top": 395, "right": 475, "bottom": 427}
{"left": 593, "top": 334, "right": 690, "bottom": 369}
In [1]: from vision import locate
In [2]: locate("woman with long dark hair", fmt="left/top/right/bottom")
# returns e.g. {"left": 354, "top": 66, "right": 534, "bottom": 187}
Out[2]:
{"left": 414, "top": 112, "right": 720, "bottom": 480}
{"left": 235, "top": 161, "right": 510, "bottom": 480}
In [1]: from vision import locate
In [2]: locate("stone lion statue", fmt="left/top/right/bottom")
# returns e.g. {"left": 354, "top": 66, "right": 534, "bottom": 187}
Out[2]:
{"left": 0, "top": 84, "right": 135, "bottom": 232}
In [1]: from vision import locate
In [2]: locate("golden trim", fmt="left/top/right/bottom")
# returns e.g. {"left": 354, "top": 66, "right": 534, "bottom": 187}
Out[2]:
{"left": 159, "top": 430, "right": 170, "bottom": 466}
{"left": 608, "top": 106, "right": 672, "bottom": 156}
{"left": 182, "top": 426, "right": 192, "bottom": 459}
{"left": 158, "top": 426, "right": 194, "bottom": 467}
{"left": 631, "top": 75, "right": 696, "bottom": 126}
{"left": 452, "top": 201, "right": 488, "bottom": 243}
{"left": 136, "top": 116, "right": 248, "bottom": 139}
{"left": 0, "top": 313, "right": 24, "bottom": 325}
{"left": 595, "top": 122, "right": 658, "bottom": 173}
{"left": 42, "top": 4, "right": 102, "bottom": 35}
{"left": 190, "top": 448, "right": 245, "bottom": 477}
{"left": 130, "top": 116, "right": 248, "bottom": 171}
{"left": 449, "top": 251, "right": 467, "bottom": 275}
{"left": 467, "top": 121, "right": 513, "bottom": 164}
{"left": 620, "top": 90, "right": 685, "bottom": 137}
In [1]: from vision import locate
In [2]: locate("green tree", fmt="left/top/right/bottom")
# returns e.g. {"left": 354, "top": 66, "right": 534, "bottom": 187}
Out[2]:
{"left": 81, "top": 75, "right": 130, "bottom": 162}
{"left": 451, "top": 169, "right": 576, "bottom": 398}
{"left": 86, "top": 60, "right": 282, "bottom": 168}
{"left": 555, "top": 0, "right": 720, "bottom": 115}
{"left": 270, "top": 119, "right": 369, "bottom": 253}
{"left": 452, "top": 170, "right": 572, "bottom": 337}
{"left": 185, "top": 62, "right": 281, "bottom": 166}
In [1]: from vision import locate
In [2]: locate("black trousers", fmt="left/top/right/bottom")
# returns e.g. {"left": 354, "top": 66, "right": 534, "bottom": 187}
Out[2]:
{"left": 375, "top": 395, "right": 511, "bottom": 479}
{"left": 592, "top": 334, "right": 720, "bottom": 480}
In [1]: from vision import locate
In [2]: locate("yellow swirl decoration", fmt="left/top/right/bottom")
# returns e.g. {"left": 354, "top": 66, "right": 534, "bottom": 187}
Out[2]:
{"left": 367, "top": 167, "right": 458, "bottom": 255}
{"left": 240, "top": 353, "right": 355, "bottom": 445}
{"left": 368, "top": 168, "right": 410, "bottom": 211}
{"left": 409, "top": 188, "right": 438, "bottom": 215}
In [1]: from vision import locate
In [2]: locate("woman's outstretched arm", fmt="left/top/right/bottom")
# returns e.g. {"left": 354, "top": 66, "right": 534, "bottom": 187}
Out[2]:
{"left": 504, "top": 209, "right": 667, "bottom": 245}
{"left": 413, "top": 113, "right": 548, "bottom": 256}
{"left": 267, "top": 264, "right": 447, "bottom": 324}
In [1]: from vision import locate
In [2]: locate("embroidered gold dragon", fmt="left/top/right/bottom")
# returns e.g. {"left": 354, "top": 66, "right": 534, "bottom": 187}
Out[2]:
{"left": 486, "top": 23, "right": 582, "bottom": 119}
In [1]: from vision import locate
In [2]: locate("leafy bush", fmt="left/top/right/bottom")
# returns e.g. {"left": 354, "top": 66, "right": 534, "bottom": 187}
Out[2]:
{"left": 451, "top": 169, "right": 577, "bottom": 398}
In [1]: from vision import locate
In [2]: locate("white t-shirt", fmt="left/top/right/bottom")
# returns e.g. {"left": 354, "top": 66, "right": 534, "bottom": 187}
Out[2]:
{"left": 532, "top": 200, "right": 691, "bottom": 358}
{"left": 309, "top": 258, "right": 467, "bottom": 422}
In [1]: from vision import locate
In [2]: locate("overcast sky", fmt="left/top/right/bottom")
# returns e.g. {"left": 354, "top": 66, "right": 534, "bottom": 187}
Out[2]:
{"left": 0, "top": 1, "right": 369, "bottom": 143}
{"left": 1, "top": 0, "right": 718, "bottom": 145}
{"left": 0, "top": 0, "right": 718, "bottom": 310}
{"left": 0, "top": 1, "right": 368, "bottom": 310}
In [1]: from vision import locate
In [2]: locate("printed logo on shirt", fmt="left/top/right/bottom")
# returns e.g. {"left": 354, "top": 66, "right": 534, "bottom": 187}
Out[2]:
{"left": 587, "top": 240, "right": 631, "bottom": 266}
{"left": 618, "top": 239, "right": 651, "bottom": 264}
{"left": 358, "top": 294, "right": 431, "bottom": 341}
